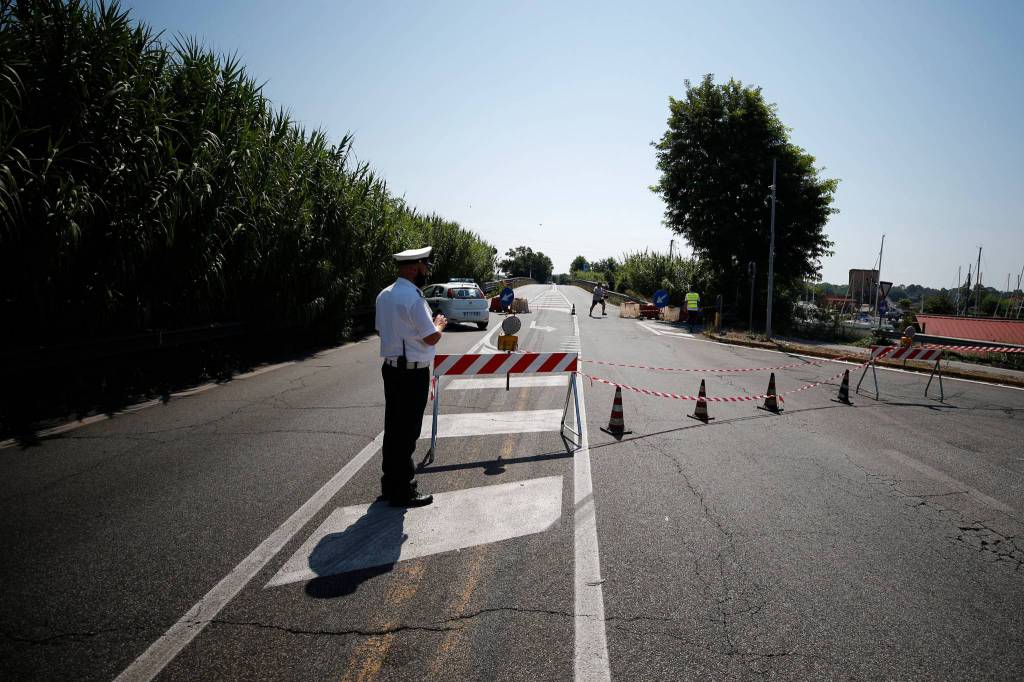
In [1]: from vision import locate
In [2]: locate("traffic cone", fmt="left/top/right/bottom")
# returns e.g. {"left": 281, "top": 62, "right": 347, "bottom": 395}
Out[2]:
{"left": 832, "top": 369, "right": 853, "bottom": 405}
{"left": 571, "top": 304, "right": 576, "bottom": 316}
{"left": 600, "top": 386, "right": 632, "bottom": 438}
{"left": 688, "top": 379, "right": 714, "bottom": 422}
{"left": 758, "top": 372, "right": 782, "bottom": 413}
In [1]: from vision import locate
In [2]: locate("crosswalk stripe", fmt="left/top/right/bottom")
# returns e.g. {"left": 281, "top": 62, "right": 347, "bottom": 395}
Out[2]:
{"left": 418, "top": 409, "right": 563, "bottom": 439}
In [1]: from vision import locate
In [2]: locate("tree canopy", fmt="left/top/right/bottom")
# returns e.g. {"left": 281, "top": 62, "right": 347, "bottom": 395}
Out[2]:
{"left": 499, "top": 246, "right": 553, "bottom": 283}
{"left": 652, "top": 75, "right": 838, "bottom": 325}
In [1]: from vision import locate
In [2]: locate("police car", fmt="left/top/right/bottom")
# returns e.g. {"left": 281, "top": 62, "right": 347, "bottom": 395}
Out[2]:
{"left": 422, "top": 278, "right": 490, "bottom": 330}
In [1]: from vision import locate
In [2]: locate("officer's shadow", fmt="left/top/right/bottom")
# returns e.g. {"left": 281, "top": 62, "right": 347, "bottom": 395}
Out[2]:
{"left": 304, "top": 500, "right": 408, "bottom": 599}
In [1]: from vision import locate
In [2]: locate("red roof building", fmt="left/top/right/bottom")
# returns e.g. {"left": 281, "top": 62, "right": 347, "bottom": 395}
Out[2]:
{"left": 915, "top": 315, "right": 1024, "bottom": 345}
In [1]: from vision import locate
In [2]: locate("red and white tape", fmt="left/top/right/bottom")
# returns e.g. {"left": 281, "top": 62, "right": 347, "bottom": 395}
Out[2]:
{"left": 580, "top": 355, "right": 853, "bottom": 373}
{"left": 582, "top": 364, "right": 861, "bottom": 403}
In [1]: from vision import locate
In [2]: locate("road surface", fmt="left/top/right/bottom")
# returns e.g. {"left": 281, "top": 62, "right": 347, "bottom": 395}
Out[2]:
{"left": 2, "top": 284, "right": 1023, "bottom": 680}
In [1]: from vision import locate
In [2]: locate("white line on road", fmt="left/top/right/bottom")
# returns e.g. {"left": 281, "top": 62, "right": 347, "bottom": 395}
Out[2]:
{"left": 571, "top": 297, "right": 611, "bottom": 682}
{"left": 882, "top": 449, "right": 1018, "bottom": 516}
{"left": 114, "top": 432, "right": 386, "bottom": 682}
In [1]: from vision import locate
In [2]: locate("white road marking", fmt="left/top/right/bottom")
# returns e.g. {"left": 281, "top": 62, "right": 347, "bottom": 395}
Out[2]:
{"left": 115, "top": 286, "right": 576, "bottom": 680}
{"left": 530, "top": 321, "right": 557, "bottom": 332}
{"left": 419, "top": 410, "right": 563, "bottom": 439}
{"left": 570, "top": 298, "right": 611, "bottom": 682}
{"left": 266, "top": 476, "right": 563, "bottom": 587}
{"left": 114, "top": 433, "right": 386, "bottom": 682}
{"left": 881, "top": 449, "right": 1018, "bottom": 516}
{"left": 448, "top": 376, "right": 569, "bottom": 390}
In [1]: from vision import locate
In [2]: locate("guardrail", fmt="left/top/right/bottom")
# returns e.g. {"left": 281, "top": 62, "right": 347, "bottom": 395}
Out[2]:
{"left": 482, "top": 277, "right": 537, "bottom": 295}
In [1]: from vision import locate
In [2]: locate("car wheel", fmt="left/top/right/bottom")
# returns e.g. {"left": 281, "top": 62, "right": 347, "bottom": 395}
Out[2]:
{"left": 477, "top": 321, "right": 488, "bottom": 330}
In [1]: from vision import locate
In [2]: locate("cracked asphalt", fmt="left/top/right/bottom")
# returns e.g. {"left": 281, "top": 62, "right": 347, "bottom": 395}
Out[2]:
{"left": 2, "top": 284, "right": 1023, "bottom": 680}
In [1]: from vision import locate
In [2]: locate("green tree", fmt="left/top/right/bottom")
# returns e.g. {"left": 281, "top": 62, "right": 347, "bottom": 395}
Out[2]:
{"left": 570, "top": 255, "right": 589, "bottom": 272}
{"left": 652, "top": 75, "right": 838, "bottom": 323}
{"left": 498, "top": 246, "right": 553, "bottom": 283}
{"left": 923, "top": 293, "right": 955, "bottom": 314}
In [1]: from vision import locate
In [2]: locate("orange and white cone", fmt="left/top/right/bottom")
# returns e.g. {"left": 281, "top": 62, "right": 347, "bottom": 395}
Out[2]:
{"left": 600, "top": 386, "right": 632, "bottom": 438}
{"left": 758, "top": 372, "right": 782, "bottom": 413}
{"left": 832, "top": 369, "right": 853, "bottom": 405}
{"left": 688, "top": 379, "right": 714, "bottom": 422}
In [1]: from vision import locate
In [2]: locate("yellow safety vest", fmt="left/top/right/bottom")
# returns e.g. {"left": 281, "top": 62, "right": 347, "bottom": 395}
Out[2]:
{"left": 685, "top": 293, "right": 700, "bottom": 311}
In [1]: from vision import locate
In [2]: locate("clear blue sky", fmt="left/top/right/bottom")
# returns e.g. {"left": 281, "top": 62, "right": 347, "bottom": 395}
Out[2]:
{"left": 125, "top": 0, "right": 1024, "bottom": 290}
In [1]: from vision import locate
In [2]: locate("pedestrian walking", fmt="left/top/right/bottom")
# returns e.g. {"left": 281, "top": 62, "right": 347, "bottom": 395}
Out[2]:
{"left": 590, "top": 283, "right": 608, "bottom": 317}
{"left": 685, "top": 289, "right": 701, "bottom": 331}
{"left": 375, "top": 246, "right": 447, "bottom": 507}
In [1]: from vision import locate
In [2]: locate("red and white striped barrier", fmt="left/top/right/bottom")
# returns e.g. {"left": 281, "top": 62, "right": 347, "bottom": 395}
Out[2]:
{"left": 870, "top": 346, "right": 942, "bottom": 362}
{"left": 433, "top": 352, "right": 578, "bottom": 376}
{"left": 922, "top": 344, "right": 1024, "bottom": 354}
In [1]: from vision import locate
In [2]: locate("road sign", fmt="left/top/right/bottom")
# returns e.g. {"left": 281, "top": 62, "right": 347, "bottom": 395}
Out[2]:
{"left": 878, "top": 281, "right": 893, "bottom": 299}
{"left": 653, "top": 289, "right": 670, "bottom": 308}
{"left": 500, "top": 287, "right": 515, "bottom": 307}
{"left": 878, "top": 300, "right": 889, "bottom": 315}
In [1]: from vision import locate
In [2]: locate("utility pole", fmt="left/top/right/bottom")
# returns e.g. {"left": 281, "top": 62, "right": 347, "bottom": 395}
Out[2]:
{"left": 873, "top": 234, "right": 885, "bottom": 329}
{"left": 765, "top": 158, "right": 777, "bottom": 338}
{"left": 669, "top": 239, "right": 675, "bottom": 260}
{"left": 955, "top": 266, "right": 961, "bottom": 316}
{"left": 974, "top": 246, "right": 982, "bottom": 316}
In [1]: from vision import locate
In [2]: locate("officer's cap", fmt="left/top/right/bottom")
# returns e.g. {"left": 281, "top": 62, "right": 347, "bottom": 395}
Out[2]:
{"left": 392, "top": 246, "right": 433, "bottom": 264}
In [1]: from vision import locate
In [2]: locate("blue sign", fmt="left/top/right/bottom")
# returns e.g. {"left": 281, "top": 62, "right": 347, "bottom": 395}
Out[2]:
{"left": 878, "top": 300, "right": 889, "bottom": 315}
{"left": 653, "top": 289, "right": 670, "bottom": 308}
{"left": 500, "top": 287, "right": 515, "bottom": 306}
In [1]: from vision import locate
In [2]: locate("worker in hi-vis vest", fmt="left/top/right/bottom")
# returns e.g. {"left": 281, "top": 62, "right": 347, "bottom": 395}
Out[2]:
{"left": 685, "top": 290, "right": 701, "bottom": 330}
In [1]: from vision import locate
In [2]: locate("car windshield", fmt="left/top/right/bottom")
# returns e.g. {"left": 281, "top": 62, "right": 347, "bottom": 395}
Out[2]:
{"left": 451, "top": 287, "right": 483, "bottom": 299}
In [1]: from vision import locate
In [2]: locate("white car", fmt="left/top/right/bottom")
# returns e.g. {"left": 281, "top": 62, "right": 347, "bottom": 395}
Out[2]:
{"left": 422, "top": 280, "right": 490, "bottom": 330}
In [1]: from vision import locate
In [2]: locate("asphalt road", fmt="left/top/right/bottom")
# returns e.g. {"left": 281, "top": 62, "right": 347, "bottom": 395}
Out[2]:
{"left": 2, "top": 284, "right": 1023, "bottom": 680}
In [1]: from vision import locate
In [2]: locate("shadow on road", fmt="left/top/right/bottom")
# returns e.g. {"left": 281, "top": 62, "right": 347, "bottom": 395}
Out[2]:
{"left": 304, "top": 500, "right": 407, "bottom": 599}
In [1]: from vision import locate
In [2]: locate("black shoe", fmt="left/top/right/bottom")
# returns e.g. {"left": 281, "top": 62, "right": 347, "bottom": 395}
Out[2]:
{"left": 389, "top": 492, "right": 433, "bottom": 507}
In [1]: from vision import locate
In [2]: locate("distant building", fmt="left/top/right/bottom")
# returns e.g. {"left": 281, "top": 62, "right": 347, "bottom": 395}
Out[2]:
{"left": 848, "top": 269, "right": 879, "bottom": 304}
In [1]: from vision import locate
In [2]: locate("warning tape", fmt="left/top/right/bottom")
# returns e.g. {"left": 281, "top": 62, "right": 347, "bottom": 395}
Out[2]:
{"left": 582, "top": 363, "right": 864, "bottom": 403}
{"left": 580, "top": 355, "right": 854, "bottom": 373}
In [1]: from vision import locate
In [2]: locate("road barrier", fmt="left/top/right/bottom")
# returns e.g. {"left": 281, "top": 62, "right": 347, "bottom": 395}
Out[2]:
{"left": 423, "top": 352, "right": 582, "bottom": 464}
{"left": 857, "top": 345, "right": 944, "bottom": 401}
{"left": 923, "top": 344, "right": 1024, "bottom": 354}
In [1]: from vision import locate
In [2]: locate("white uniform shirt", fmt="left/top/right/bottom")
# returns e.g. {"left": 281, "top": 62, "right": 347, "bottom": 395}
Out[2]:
{"left": 375, "top": 278, "right": 438, "bottom": 363}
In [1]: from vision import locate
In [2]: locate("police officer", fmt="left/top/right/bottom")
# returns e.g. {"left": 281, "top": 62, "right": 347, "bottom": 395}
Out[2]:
{"left": 375, "top": 247, "right": 447, "bottom": 507}
{"left": 685, "top": 289, "right": 701, "bottom": 331}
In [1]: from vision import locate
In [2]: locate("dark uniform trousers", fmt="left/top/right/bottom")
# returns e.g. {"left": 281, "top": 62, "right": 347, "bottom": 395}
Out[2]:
{"left": 380, "top": 362, "right": 430, "bottom": 499}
